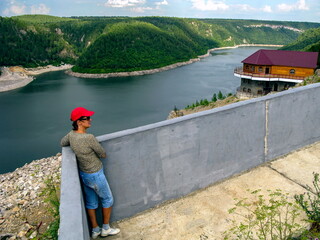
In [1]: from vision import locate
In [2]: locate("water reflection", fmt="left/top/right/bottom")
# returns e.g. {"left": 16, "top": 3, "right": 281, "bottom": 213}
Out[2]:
{"left": 210, "top": 51, "right": 230, "bottom": 56}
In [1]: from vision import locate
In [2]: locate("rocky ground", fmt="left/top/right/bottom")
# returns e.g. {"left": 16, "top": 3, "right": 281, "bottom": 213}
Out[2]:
{"left": 0, "top": 67, "right": 34, "bottom": 92}
{"left": 0, "top": 154, "right": 61, "bottom": 240}
{"left": 0, "top": 65, "right": 72, "bottom": 93}
{"left": 167, "top": 95, "right": 243, "bottom": 119}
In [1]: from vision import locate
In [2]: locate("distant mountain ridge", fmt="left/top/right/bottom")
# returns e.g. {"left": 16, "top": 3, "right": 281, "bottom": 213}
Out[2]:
{"left": 1, "top": 15, "right": 319, "bottom": 73}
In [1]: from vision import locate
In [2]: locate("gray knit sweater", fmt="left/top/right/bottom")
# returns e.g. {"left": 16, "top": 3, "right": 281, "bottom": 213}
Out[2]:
{"left": 60, "top": 131, "right": 106, "bottom": 173}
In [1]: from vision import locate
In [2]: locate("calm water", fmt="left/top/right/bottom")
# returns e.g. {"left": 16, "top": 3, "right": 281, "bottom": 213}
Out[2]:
{"left": 0, "top": 47, "right": 272, "bottom": 173}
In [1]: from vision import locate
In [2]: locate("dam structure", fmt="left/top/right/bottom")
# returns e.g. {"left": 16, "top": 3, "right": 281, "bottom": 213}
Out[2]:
{"left": 59, "top": 82, "right": 320, "bottom": 240}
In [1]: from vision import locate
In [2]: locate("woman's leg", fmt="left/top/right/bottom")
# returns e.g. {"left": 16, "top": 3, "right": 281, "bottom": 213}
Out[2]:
{"left": 102, "top": 207, "right": 112, "bottom": 224}
{"left": 87, "top": 208, "right": 99, "bottom": 228}
{"left": 79, "top": 171, "right": 99, "bottom": 229}
{"left": 94, "top": 169, "right": 120, "bottom": 236}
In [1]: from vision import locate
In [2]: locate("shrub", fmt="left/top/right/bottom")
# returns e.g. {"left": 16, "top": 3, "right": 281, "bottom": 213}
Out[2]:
{"left": 224, "top": 189, "right": 304, "bottom": 240}
{"left": 295, "top": 172, "right": 320, "bottom": 232}
{"left": 203, "top": 99, "right": 209, "bottom": 106}
{"left": 39, "top": 176, "right": 60, "bottom": 240}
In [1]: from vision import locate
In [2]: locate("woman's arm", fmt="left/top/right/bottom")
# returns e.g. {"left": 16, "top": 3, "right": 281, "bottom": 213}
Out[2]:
{"left": 89, "top": 135, "right": 107, "bottom": 158}
{"left": 60, "top": 134, "right": 70, "bottom": 147}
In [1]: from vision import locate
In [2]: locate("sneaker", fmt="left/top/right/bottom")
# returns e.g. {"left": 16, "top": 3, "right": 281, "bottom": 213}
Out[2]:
{"left": 91, "top": 229, "right": 101, "bottom": 239}
{"left": 101, "top": 227, "right": 120, "bottom": 237}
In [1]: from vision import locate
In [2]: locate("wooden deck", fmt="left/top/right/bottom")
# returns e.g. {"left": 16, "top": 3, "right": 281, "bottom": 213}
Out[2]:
{"left": 234, "top": 67, "right": 306, "bottom": 81}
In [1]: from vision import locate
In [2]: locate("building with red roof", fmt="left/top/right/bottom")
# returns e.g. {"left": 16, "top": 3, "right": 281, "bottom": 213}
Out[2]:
{"left": 234, "top": 49, "right": 318, "bottom": 97}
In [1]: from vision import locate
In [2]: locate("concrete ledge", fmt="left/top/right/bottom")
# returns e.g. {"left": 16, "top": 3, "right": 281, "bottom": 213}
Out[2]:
{"left": 58, "top": 147, "right": 90, "bottom": 240}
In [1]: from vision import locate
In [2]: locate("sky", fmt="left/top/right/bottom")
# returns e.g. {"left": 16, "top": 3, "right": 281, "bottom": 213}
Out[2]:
{"left": 0, "top": 0, "right": 319, "bottom": 22}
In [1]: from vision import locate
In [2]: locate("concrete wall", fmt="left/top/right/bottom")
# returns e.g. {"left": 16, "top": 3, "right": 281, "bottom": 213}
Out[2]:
{"left": 59, "top": 147, "right": 90, "bottom": 240}
{"left": 98, "top": 99, "right": 266, "bottom": 221}
{"left": 59, "top": 83, "right": 320, "bottom": 240}
{"left": 266, "top": 84, "right": 320, "bottom": 160}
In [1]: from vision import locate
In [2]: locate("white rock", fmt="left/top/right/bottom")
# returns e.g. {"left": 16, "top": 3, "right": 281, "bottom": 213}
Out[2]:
{"left": 17, "top": 230, "right": 26, "bottom": 238}
{"left": 29, "top": 230, "right": 37, "bottom": 239}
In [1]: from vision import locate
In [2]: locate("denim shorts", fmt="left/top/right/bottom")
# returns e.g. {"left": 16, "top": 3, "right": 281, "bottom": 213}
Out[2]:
{"left": 79, "top": 168, "right": 114, "bottom": 209}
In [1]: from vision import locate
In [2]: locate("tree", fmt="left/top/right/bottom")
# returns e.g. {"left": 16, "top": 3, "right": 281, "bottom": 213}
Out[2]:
{"left": 212, "top": 93, "right": 217, "bottom": 102}
{"left": 218, "top": 91, "right": 225, "bottom": 100}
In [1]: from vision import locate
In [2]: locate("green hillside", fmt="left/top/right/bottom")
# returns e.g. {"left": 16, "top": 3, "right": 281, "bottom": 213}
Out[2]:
{"left": 12, "top": 14, "right": 76, "bottom": 23}
{"left": 1, "top": 15, "right": 320, "bottom": 72}
{"left": 0, "top": 17, "right": 76, "bottom": 67}
{"left": 73, "top": 20, "right": 218, "bottom": 73}
{"left": 199, "top": 19, "right": 320, "bottom": 46}
{"left": 281, "top": 27, "right": 320, "bottom": 52}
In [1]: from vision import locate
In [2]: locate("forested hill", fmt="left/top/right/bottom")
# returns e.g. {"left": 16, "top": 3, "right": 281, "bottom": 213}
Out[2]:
{"left": 281, "top": 27, "right": 320, "bottom": 53}
{"left": 1, "top": 15, "right": 320, "bottom": 73}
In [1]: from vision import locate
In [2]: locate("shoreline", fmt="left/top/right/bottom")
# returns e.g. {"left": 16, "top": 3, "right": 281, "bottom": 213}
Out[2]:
{"left": 24, "top": 64, "right": 73, "bottom": 76}
{"left": 66, "top": 58, "right": 201, "bottom": 78}
{"left": 0, "top": 44, "right": 283, "bottom": 91}
{"left": 66, "top": 44, "right": 283, "bottom": 78}
{"left": 0, "top": 64, "right": 73, "bottom": 93}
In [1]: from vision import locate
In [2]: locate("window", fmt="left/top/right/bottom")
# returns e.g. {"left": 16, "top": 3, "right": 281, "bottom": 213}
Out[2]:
{"left": 290, "top": 69, "right": 295, "bottom": 74}
{"left": 248, "top": 88, "right": 251, "bottom": 93}
{"left": 243, "top": 87, "right": 246, "bottom": 92}
{"left": 258, "top": 67, "right": 263, "bottom": 72}
{"left": 245, "top": 65, "right": 249, "bottom": 70}
{"left": 251, "top": 66, "right": 255, "bottom": 71}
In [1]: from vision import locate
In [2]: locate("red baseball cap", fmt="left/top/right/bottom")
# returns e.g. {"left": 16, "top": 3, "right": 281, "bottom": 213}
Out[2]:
{"left": 70, "top": 107, "right": 95, "bottom": 121}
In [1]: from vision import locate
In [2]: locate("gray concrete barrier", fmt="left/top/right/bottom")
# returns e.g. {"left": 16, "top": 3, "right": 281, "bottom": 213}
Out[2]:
{"left": 59, "top": 82, "right": 320, "bottom": 240}
{"left": 59, "top": 147, "right": 90, "bottom": 240}
{"left": 266, "top": 84, "right": 320, "bottom": 161}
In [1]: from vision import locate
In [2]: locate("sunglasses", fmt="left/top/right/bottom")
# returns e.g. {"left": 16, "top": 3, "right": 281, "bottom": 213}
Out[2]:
{"left": 79, "top": 116, "right": 91, "bottom": 121}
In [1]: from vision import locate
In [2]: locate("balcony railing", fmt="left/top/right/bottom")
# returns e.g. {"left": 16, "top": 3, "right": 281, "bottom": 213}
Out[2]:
{"left": 234, "top": 67, "right": 305, "bottom": 81}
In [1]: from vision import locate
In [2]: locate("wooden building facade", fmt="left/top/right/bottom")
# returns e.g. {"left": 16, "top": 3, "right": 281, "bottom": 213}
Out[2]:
{"left": 234, "top": 49, "right": 318, "bottom": 97}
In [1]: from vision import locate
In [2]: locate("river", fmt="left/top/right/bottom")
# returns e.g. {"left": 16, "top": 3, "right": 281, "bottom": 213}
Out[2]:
{"left": 0, "top": 46, "right": 275, "bottom": 174}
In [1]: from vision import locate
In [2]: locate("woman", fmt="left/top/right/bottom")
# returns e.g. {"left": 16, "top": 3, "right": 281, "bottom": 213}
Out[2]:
{"left": 61, "top": 107, "right": 120, "bottom": 239}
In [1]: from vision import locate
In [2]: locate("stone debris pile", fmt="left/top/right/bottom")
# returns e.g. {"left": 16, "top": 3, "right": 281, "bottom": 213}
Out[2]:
{"left": 0, "top": 154, "right": 61, "bottom": 240}
{"left": 0, "top": 67, "right": 34, "bottom": 92}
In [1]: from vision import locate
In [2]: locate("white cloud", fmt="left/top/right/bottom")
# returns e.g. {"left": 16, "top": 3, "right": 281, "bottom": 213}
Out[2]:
{"left": 131, "top": 6, "right": 153, "bottom": 12}
{"left": 277, "top": 3, "right": 294, "bottom": 11}
{"left": 3, "top": 4, "right": 26, "bottom": 15}
{"left": 105, "top": 0, "right": 146, "bottom": 8}
{"left": 155, "top": 0, "right": 168, "bottom": 6}
{"left": 236, "top": 4, "right": 255, "bottom": 11}
{"left": 262, "top": 5, "right": 272, "bottom": 13}
{"left": 31, "top": 4, "right": 50, "bottom": 14}
{"left": 191, "top": 0, "right": 229, "bottom": 11}
{"left": 277, "top": 0, "right": 309, "bottom": 12}
{"left": 296, "top": 0, "right": 309, "bottom": 10}
{"left": 234, "top": 4, "right": 272, "bottom": 13}
{"left": 2, "top": 1, "right": 50, "bottom": 16}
